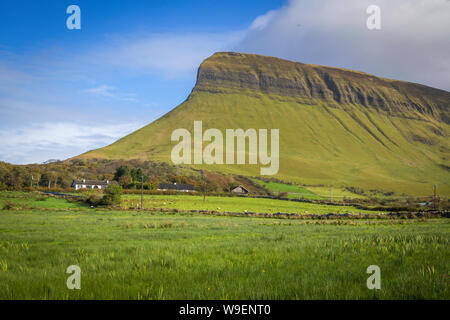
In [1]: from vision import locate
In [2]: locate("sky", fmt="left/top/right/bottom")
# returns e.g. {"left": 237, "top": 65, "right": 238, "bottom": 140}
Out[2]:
{"left": 0, "top": 0, "right": 449, "bottom": 164}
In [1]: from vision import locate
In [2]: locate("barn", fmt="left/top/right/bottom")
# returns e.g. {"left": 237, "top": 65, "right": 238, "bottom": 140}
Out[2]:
{"left": 231, "top": 185, "right": 249, "bottom": 194}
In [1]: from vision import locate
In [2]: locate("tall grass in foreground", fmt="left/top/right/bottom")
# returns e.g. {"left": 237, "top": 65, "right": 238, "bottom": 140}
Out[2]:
{"left": 0, "top": 208, "right": 448, "bottom": 299}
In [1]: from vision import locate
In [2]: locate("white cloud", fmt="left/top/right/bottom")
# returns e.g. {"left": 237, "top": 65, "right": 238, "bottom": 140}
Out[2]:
{"left": 235, "top": 0, "right": 450, "bottom": 90}
{"left": 84, "top": 84, "right": 138, "bottom": 102}
{"left": 0, "top": 122, "right": 145, "bottom": 164}
{"left": 90, "top": 32, "right": 245, "bottom": 78}
{"left": 250, "top": 10, "right": 278, "bottom": 31}
{"left": 85, "top": 85, "right": 116, "bottom": 97}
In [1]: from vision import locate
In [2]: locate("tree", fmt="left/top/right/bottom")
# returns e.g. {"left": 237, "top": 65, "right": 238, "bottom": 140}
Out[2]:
{"left": 114, "top": 166, "right": 129, "bottom": 180}
{"left": 6, "top": 167, "right": 26, "bottom": 190}
{"left": 147, "top": 176, "right": 159, "bottom": 190}
{"left": 57, "top": 176, "right": 73, "bottom": 189}
{"left": 40, "top": 172, "right": 57, "bottom": 188}
{"left": 130, "top": 168, "right": 144, "bottom": 182}
{"left": 118, "top": 174, "right": 132, "bottom": 187}
{"left": 102, "top": 185, "right": 123, "bottom": 206}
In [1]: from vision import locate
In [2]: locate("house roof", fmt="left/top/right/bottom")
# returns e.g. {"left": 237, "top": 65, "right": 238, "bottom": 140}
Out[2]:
{"left": 158, "top": 183, "right": 195, "bottom": 191}
{"left": 232, "top": 185, "right": 249, "bottom": 193}
{"left": 72, "top": 180, "right": 118, "bottom": 186}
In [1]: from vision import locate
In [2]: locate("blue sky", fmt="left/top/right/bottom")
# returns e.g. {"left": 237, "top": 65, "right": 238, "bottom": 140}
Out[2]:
{"left": 1, "top": 0, "right": 449, "bottom": 164}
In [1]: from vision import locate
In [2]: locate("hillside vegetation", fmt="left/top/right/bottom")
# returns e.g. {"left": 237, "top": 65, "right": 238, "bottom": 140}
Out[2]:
{"left": 78, "top": 52, "right": 450, "bottom": 196}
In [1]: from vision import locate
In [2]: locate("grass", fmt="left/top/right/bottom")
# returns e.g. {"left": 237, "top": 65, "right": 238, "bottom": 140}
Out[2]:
{"left": 251, "top": 179, "right": 323, "bottom": 200}
{"left": 250, "top": 179, "right": 367, "bottom": 201}
{"left": 0, "top": 191, "right": 85, "bottom": 210}
{"left": 0, "top": 191, "right": 447, "bottom": 299}
{"left": 121, "top": 194, "right": 381, "bottom": 214}
{"left": 0, "top": 207, "right": 448, "bottom": 299}
{"left": 305, "top": 186, "right": 368, "bottom": 199}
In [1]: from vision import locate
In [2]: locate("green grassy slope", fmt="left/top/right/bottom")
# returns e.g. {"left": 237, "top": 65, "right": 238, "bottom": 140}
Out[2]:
{"left": 251, "top": 179, "right": 322, "bottom": 199}
{"left": 78, "top": 52, "right": 450, "bottom": 195}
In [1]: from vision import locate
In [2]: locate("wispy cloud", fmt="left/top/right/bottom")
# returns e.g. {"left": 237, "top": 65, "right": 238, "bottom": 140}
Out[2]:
{"left": 84, "top": 84, "right": 138, "bottom": 102}
{"left": 85, "top": 85, "right": 116, "bottom": 97}
{"left": 0, "top": 122, "right": 146, "bottom": 164}
{"left": 250, "top": 10, "right": 278, "bottom": 31}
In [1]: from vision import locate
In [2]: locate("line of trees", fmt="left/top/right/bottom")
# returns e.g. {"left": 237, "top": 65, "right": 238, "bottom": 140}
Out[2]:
{"left": 0, "top": 162, "right": 73, "bottom": 189}
{"left": 0, "top": 159, "right": 264, "bottom": 194}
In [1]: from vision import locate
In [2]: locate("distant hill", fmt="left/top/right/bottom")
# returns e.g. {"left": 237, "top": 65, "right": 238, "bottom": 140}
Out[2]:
{"left": 42, "top": 159, "right": 61, "bottom": 165}
{"left": 77, "top": 52, "right": 450, "bottom": 195}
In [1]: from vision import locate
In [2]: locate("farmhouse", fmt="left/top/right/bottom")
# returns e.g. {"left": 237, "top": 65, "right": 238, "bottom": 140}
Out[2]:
{"left": 158, "top": 183, "right": 196, "bottom": 192}
{"left": 72, "top": 179, "right": 118, "bottom": 190}
{"left": 231, "top": 185, "right": 249, "bottom": 194}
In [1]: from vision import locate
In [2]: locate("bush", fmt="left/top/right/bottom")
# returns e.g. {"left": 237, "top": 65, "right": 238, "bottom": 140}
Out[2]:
{"left": 82, "top": 190, "right": 103, "bottom": 206}
{"left": 276, "top": 192, "right": 289, "bottom": 199}
{"left": 2, "top": 201, "right": 15, "bottom": 210}
{"left": 102, "top": 185, "right": 123, "bottom": 206}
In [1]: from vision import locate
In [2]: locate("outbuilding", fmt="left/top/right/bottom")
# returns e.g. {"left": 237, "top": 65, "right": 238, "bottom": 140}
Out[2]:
{"left": 231, "top": 185, "right": 249, "bottom": 194}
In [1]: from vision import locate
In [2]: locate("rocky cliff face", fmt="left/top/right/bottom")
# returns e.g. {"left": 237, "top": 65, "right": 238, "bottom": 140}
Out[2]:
{"left": 194, "top": 52, "right": 449, "bottom": 123}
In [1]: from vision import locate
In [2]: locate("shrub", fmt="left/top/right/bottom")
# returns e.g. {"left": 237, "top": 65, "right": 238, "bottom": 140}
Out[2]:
{"left": 276, "top": 192, "right": 289, "bottom": 199}
{"left": 2, "top": 201, "right": 15, "bottom": 210}
{"left": 83, "top": 191, "right": 103, "bottom": 206}
{"left": 102, "top": 185, "right": 123, "bottom": 206}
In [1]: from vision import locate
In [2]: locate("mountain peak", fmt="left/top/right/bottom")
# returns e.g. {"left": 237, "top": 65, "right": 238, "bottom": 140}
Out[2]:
{"left": 194, "top": 52, "right": 449, "bottom": 123}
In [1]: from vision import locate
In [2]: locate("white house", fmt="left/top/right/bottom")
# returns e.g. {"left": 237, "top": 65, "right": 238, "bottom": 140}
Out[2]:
{"left": 72, "top": 179, "right": 118, "bottom": 190}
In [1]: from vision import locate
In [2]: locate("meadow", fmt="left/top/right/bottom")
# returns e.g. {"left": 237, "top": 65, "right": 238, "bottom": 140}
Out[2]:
{"left": 0, "top": 191, "right": 448, "bottom": 299}
{"left": 0, "top": 191, "right": 83, "bottom": 209}
{"left": 251, "top": 179, "right": 323, "bottom": 200}
{"left": 121, "top": 194, "right": 380, "bottom": 214}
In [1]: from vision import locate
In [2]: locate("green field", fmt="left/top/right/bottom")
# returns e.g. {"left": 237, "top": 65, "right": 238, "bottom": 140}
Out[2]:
{"left": 0, "top": 191, "right": 84, "bottom": 210}
{"left": 121, "top": 194, "right": 379, "bottom": 214}
{"left": 251, "top": 179, "right": 323, "bottom": 200}
{"left": 250, "top": 179, "right": 370, "bottom": 200}
{"left": 0, "top": 192, "right": 448, "bottom": 299}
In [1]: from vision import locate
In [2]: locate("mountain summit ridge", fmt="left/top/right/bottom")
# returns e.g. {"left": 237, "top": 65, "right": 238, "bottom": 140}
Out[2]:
{"left": 194, "top": 52, "right": 449, "bottom": 123}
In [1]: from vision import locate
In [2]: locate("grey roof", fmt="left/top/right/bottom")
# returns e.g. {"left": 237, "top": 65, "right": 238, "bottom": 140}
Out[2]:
{"left": 232, "top": 185, "right": 249, "bottom": 193}
{"left": 72, "top": 180, "right": 118, "bottom": 186}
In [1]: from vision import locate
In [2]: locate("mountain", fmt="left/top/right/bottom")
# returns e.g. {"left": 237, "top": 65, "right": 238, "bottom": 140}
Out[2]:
{"left": 77, "top": 52, "right": 450, "bottom": 195}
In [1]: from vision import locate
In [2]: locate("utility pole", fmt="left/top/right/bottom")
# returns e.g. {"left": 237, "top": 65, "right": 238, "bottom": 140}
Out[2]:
{"left": 141, "top": 176, "right": 144, "bottom": 210}
{"left": 202, "top": 171, "right": 206, "bottom": 202}
{"left": 433, "top": 184, "right": 437, "bottom": 210}
{"left": 30, "top": 175, "right": 33, "bottom": 188}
